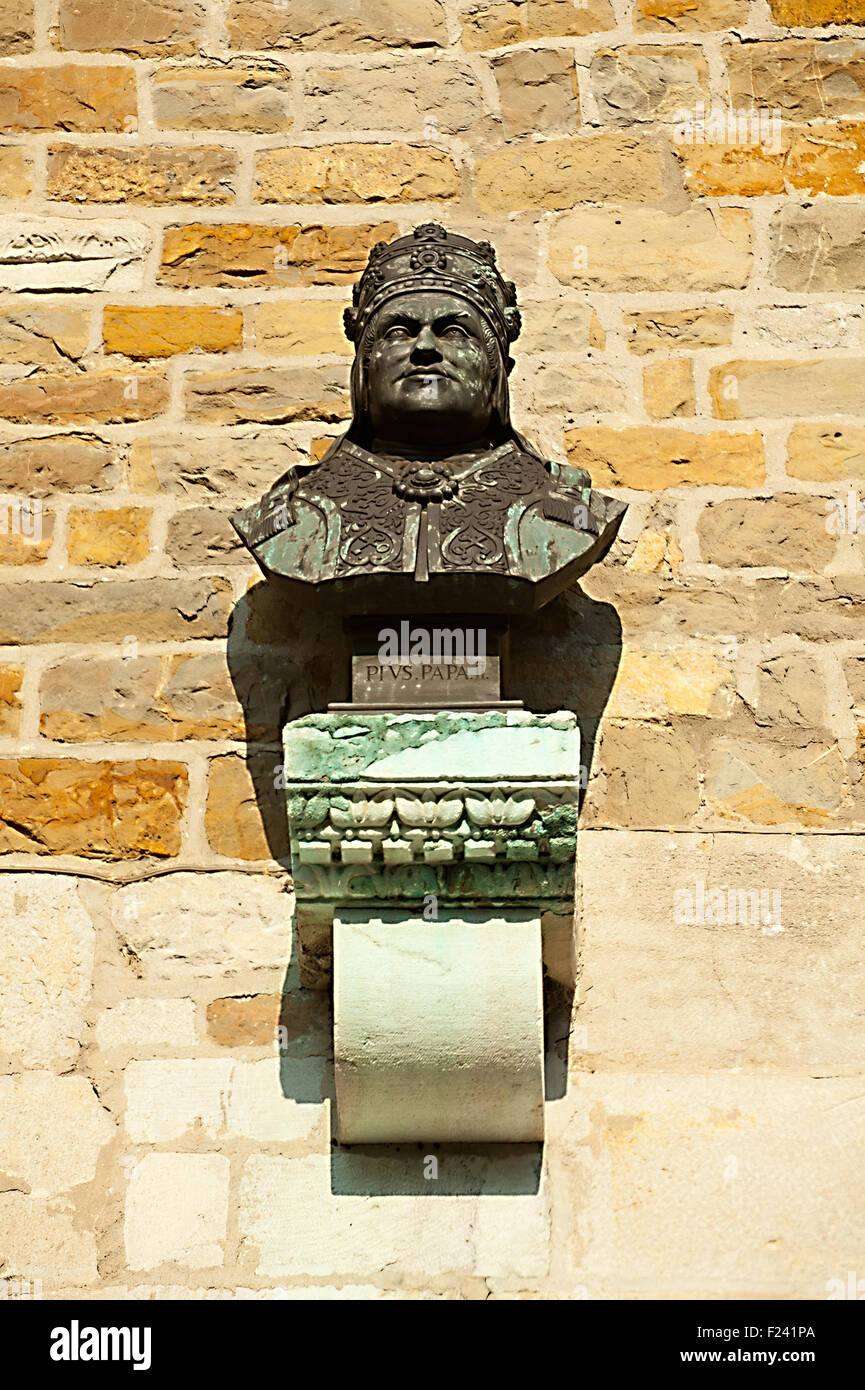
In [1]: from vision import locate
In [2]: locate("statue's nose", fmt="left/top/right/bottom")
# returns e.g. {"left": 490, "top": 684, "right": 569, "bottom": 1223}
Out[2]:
{"left": 411, "top": 325, "right": 442, "bottom": 362}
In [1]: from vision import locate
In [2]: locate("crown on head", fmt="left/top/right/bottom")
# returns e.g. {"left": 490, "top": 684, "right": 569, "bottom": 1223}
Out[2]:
{"left": 344, "top": 223, "right": 521, "bottom": 350}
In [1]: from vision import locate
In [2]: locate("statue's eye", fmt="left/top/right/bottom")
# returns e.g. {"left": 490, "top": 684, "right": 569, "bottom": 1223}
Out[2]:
{"left": 441, "top": 324, "right": 468, "bottom": 339}
{"left": 384, "top": 324, "right": 412, "bottom": 340}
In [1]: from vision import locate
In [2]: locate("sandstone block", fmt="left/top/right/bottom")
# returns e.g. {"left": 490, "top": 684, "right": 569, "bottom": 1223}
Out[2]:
{"left": 47, "top": 145, "right": 236, "bottom": 204}
{"left": 66, "top": 507, "right": 151, "bottom": 566}
{"left": 227, "top": 0, "right": 448, "bottom": 50}
{"left": 584, "top": 723, "right": 701, "bottom": 828}
{"left": 769, "top": 0, "right": 865, "bottom": 23}
{"left": 256, "top": 142, "right": 459, "bottom": 204}
{"left": 0, "top": 666, "right": 22, "bottom": 735}
{"left": 0, "top": 510, "right": 53, "bottom": 566}
{"left": 58, "top": 0, "right": 205, "bottom": 55}
{"left": 125, "top": 1057, "right": 325, "bottom": 1143}
{"left": 0, "top": 306, "right": 89, "bottom": 365}
{"left": 492, "top": 48, "right": 579, "bottom": 138}
{"left": 103, "top": 305, "right": 242, "bottom": 358}
{"left": 676, "top": 122, "right": 865, "bottom": 198}
{"left": 128, "top": 432, "right": 304, "bottom": 498}
{"left": 0, "top": 759, "right": 187, "bottom": 859}
{"left": 165, "top": 507, "right": 245, "bottom": 566}
{"left": 153, "top": 65, "right": 293, "bottom": 133}
{"left": 459, "top": 0, "right": 615, "bottom": 49}
{"left": 710, "top": 358, "right": 865, "bottom": 419}
{"left": 254, "top": 300, "right": 350, "bottom": 356}
{"left": 0, "top": 0, "right": 33, "bottom": 53}
{"left": 205, "top": 754, "right": 276, "bottom": 861}
{"left": 625, "top": 306, "right": 734, "bottom": 354}
{"left": 726, "top": 38, "right": 865, "bottom": 120}
{"left": 0, "top": 371, "right": 168, "bottom": 424}
{"left": 757, "top": 651, "right": 828, "bottom": 727}
{"left": 550, "top": 207, "right": 752, "bottom": 291}
{"left": 588, "top": 44, "right": 709, "bottom": 124}
{"left": 475, "top": 133, "right": 668, "bottom": 210}
{"left": 770, "top": 202, "right": 865, "bottom": 292}
{"left": 185, "top": 367, "right": 350, "bottom": 425}
{"left": 635, "top": 0, "right": 749, "bottom": 28}
{"left": 0, "top": 1192, "right": 97, "bottom": 1287}
{"left": 160, "top": 221, "right": 397, "bottom": 288}
{"left": 519, "top": 300, "right": 606, "bottom": 353}
{"left": 125, "top": 1154, "right": 229, "bottom": 1271}
{"left": 699, "top": 495, "right": 837, "bottom": 570}
{"left": 706, "top": 736, "right": 845, "bottom": 826}
{"left": 643, "top": 357, "right": 696, "bottom": 418}
{"left": 0, "top": 147, "right": 32, "bottom": 198}
{"left": 565, "top": 425, "right": 765, "bottom": 488}
{"left": 0, "top": 875, "right": 94, "bottom": 1069}
{"left": 0, "top": 435, "right": 120, "bottom": 493}
{"left": 787, "top": 423, "right": 865, "bottom": 481}
{"left": 751, "top": 302, "right": 862, "bottom": 349}
{"left": 0, "top": 576, "right": 231, "bottom": 645}
{"left": 0, "top": 64, "right": 137, "bottom": 132}
{"left": 303, "top": 60, "right": 487, "bottom": 137}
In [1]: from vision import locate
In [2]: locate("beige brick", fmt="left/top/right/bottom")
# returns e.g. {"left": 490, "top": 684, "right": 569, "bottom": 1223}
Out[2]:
{"left": 0, "top": 371, "right": 169, "bottom": 424}
{"left": 706, "top": 735, "right": 845, "bottom": 826}
{"left": 254, "top": 300, "right": 350, "bottom": 356}
{"left": 625, "top": 306, "right": 734, "bottom": 355}
{"left": 475, "top": 133, "right": 668, "bottom": 211}
{"left": 185, "top": 366, "right": 350, "bottom": 425}
{"left": 0, "top": 0, "right": 33, "bottom": 53}
{"left": 770, "top": 203, "right": 865, "bottom": 292}
{"left": 698, "top": 495, "right": 837, "bottom": 570}
{"left": 58, "top": 0, "right": 205, "bottom": 55}
{"left": 0, "top": 146, "right": 32, "bottom": 198}
{"left": 727, "top": 38, "right": 865, "bottom": 120}
{"left": 643, "top": 357, "right": 696, "bottom": 418}
{"left": 460, "top": 0, "right": 615, "bottom": 49}
{"left": 125, "top": 1057, "right": 324, "bottom": 1143}
{"left": 625, "top": 528, "right": 683, "bottom": 577}
{"left": 0, "top": 1074, "right": 112, "bottom": 1199}
{"left": 207, "top": 993, "right": 283, "bottom": 1047}
{"left": 104, "top": 305, "right": 242, "bottom": 358}
{"left": 787, "top": 423, "right": 865, "bottom": 481}
{"left": 47, "top": 145, "right": 236, "bottom": 204}
{"left": 565, "top": 426, "right": 765, "bottom": 488}
{"left": 239, "top": 1153, "right": 549, "bottom": 1278}
{"left": 519, "top": 300, "right": 606, "bottom": 353}
{"left": 0, "top": 215, "right": 151, "bottom": 292}
{"left": 255, "top": 143, "right": 459, "bottom": 204}
{"left": 635, "top": 0, "right": 749, "bottom": 29}
{"left": 153, "top": 65, "right": 293, "bottom": 133}
{"left": 94, "top": 998, "right": 196, "bottom": 1051}
{"left": 515, "top": 361, "right": 627, "bottom": 417}
{"left": 710, "top": 358, "right": 865, "bottom": 419}
{"left": 584, "top": 723, "right": 701, "bottom": 828}
{"left": 66, "top": 506, "right": 151, "bottom": 566}
{"left": 0, "top": 875, "right": 94, "bottom": 1069}
{"left": 0, "top": 1192, "right": 98, "bottom": 1287}
{"left": 676, "top": 123, "right": 865, "bottom": 198}
{"left": 0, "top": 577, "right": 231, "bottom": 645}
{"left": 769, "top": 0, "right": 865, "bottom": 22}
{"left": 0, "top": 759, "right": 187, "bottom": 859}
{"left": 160, "top": 221, "right": 397, "bottom": 288}
{"left": 492, "top": 48, "right": 579, "bottom": 138}
{"left": 0, "top": 306, "right": 89, "bottom": 365}
{"left": 550, "top": 207, "right": 753, "bottom": 292}
{"left": 604, "top": 644, "right": 733, "bottom": 719}
{"left": 752, "top": 302, "right": 862, "bottom": 349}
{"left": 126, "top": 1153, "right": 229, "bottom": 1271}
{"left": 588, "top": 44, "right": 709, "bottom": 124}
{"left": 0, "top": 65, "right": 137, "bottom": 132}
{"left": 112, "top": 872, "right": 292, "bottom": 981}
{"left": 227, "top": 0, "right": 447, "bottom": 50}
{"left": 0, "top": 435, "right": 120, "bottom": 493}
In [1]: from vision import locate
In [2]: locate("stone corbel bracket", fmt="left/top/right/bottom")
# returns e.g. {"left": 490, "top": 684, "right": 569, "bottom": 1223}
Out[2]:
{"left": 283, "top": 709, "right": 580, "bottom": 1142}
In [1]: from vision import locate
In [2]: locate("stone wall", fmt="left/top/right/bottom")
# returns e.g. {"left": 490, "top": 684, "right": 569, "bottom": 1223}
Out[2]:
{"left": 2, "top": 0, "right": 865, "bottom": 1300}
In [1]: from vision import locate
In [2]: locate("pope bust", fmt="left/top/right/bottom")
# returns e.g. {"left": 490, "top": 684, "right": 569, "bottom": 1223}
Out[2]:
{"left": 232, "top": 223, "right": 625, "bottom": 615}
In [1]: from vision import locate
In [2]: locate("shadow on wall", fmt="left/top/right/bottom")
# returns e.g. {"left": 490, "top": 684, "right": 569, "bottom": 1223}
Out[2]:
{"left": 227, "top": 578, "right": 622, "bottom": 1193}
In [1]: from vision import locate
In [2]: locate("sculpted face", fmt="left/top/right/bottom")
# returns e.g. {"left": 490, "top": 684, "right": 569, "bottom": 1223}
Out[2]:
{"left": 363, "top": 290, "right": 500, "bottom": 452}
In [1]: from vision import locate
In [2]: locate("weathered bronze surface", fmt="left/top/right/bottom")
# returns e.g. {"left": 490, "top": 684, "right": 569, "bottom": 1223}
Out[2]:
{"left": 231, "top": 224, "right": 626, "bottom": 617}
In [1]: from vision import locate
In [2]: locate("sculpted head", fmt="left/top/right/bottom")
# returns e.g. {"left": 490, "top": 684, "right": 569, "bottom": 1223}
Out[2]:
{"left": 344, "top": 225, "right": 521, "bottom": 456}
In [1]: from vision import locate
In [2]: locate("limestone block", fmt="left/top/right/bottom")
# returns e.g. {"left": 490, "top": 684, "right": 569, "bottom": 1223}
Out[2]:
{"left": 113, "top": 871, "right": 292, "bottom": 981}
{"left": 239, "top": 1152, "right": 549, "bottom": 1279}
{"left": 125, "top": 1057, "right": 325, "bottom": 1142}
{"left": 0, "top": 875, "right": 94, "bottom": 1069}
{"left": 94, "top": 998, "right": 196, "bottom": 1051}
{"left": 153, "top": 65, "right": 293, "bottom": 133}
{"left": 125, "top": 1154, "right": 229, "bottom": 1271}
{"left": 0, "top": 1073, "right": 113, "bottom": 1198}
{"left": 0, "top": 216, "right": 151, "bottom": 292}
{"left": 334, "top": 909, "right": 544, "bottom": 1143}
{"left": 0, "top": 1192, "right": 98, "bottom": 1287}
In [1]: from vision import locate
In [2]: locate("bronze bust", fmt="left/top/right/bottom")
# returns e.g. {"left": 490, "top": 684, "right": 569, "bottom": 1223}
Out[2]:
{"left": 232, "top": 223, "right": 625, "bottom": 615}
